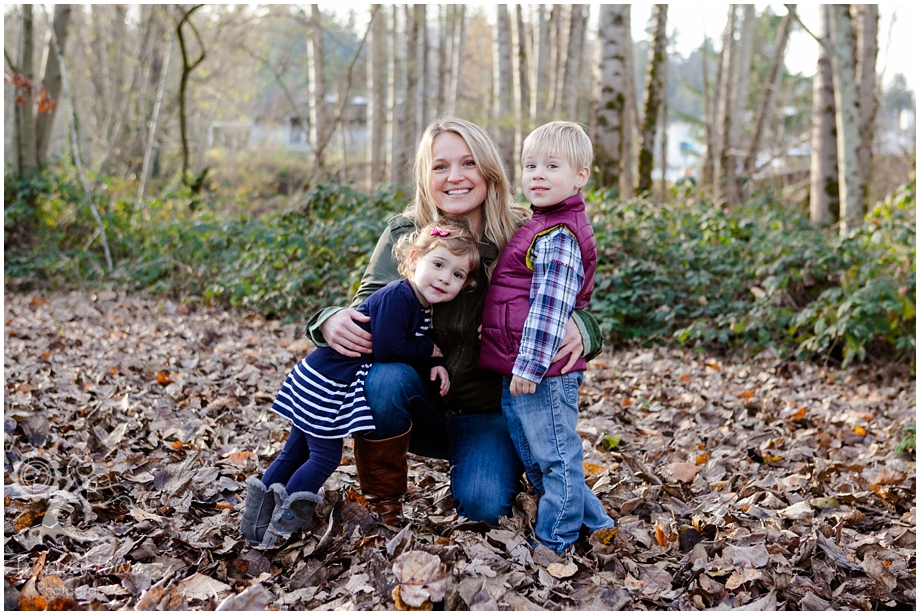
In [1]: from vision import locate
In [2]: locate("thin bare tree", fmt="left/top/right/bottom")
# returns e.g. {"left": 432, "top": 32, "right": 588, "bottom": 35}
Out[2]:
{"left": 34, "top": 4, "right": 72, "bottom": 165}
{"left": 532, "top": 4, "right": 551, "bottom": 123}
{"left": 716, "top": 5, "right": 739, "bottom": 206}
{"left": 494, "top": 5, "right": 514, "bottom": 176}
{"left": 448, "top": 5, "right": 466, "bottom": 115}
{"left": 512, "top": 4, "right": 531, "bottom": 159}
{"left": 14, "top": 4, "right": 37, "bottom": 175}
{"left": 809, "top": 5, "right": 838, "bottom": 225}
{"left": 367, "top": 4, "right": 387, "bottom": 190}
{"left": 855, "top": 4, "right": 879, "bottom": 206}
{"left": 307, "top": 4, "right": 329, "bottom": 172}
{"left": 561, "top": 5, "right": 588, "bottom": 118}
{"left": 175, "top": 4, "right": 206, "bottom": 191}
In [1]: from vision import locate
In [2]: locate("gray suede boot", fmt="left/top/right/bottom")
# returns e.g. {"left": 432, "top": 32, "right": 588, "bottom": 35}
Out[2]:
{"left": 240, "top": 477, "right": 276, "bottom": 545}
{"left": 260, "top": 484, "right": 323, "bottom": 548}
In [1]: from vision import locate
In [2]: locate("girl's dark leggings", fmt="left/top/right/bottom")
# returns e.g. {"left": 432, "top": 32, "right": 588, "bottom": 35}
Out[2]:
{"left": 260, "top": 427, "right": 343, "bottom": 494}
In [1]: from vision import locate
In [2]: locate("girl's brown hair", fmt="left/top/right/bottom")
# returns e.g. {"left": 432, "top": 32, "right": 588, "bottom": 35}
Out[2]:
{"left": 393, "top": 221, "right": 481, "bottom": 289}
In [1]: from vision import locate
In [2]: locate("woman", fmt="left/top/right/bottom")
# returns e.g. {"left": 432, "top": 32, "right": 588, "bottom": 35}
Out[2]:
{"left": 304, "top": 117, "right": 602, "bottom": 525}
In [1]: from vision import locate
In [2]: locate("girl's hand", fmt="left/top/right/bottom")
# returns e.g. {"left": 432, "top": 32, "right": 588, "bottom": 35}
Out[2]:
{"left": 320, "top": 309, "right": 372, "bottom": 357}
{"left": 431, "top": 344, "right": 443, "bottom": 358}
{"left": 431, "top": 366, "right": 450, "bottom": 396}
{"left": 510, "top": 375, "right": 537, "bottom": 397}
{"left": 551, "top": 317, "right": 583, "bottom": 374}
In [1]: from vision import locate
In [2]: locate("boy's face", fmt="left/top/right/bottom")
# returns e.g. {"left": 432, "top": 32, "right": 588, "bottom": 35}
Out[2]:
{"left": 521, "top": 151, "right": 590, "bottom": 208}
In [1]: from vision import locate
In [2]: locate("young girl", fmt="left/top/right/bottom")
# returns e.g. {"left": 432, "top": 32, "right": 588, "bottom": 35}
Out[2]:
{"left": 240, "top": 221, "right": 480, "bottom": 547}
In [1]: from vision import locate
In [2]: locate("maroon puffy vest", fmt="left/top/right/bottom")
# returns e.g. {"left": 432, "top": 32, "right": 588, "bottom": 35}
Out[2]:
{"left": 478, "top": 193, "right": 596, "bottom": 378}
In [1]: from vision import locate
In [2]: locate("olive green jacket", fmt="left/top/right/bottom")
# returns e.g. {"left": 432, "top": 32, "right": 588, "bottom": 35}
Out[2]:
{"left": 306, "top": 215, "right": 603, "bottom": 412}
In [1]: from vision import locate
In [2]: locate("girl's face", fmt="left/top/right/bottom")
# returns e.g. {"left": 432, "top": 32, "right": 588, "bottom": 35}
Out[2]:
{"left": 428, "top": 132, "right": 487, "bottom": 233}
{"left": 408, "top": 246, "right": 472, "bottom": 307}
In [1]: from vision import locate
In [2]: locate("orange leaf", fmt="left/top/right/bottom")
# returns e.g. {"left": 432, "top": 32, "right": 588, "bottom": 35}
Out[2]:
{"left": 854, "top": 426, "right": 867, "bottom": 435}
{"left": 215, "top": 501, "right": 234, "bottom": 510}
{"left": 792, "top": 407, "right": 807, "bottom": 421}
{"left": 170, "top": 440, "right": 185, "bottom": 450}
{"left": 13, "top": 510, "right": 40, "bottom": 533}
{"left": 707, "top": 362, "right": 721, "bottom": 371}
{"left": 654, "top": 521, "right": 670, "bottom": 546}
{"left": 156, "top": 371, "right": 174, "bottom": 385}
{"left": 741, "top": 391, "right": 755, "bottom": 401}
{"left": 226, "top": 450, "right": 251, "bottom": 465}
{"left": 583, "top": 461, "right": 607, "bottom": 476}
{"left": 591, "top": 527, "right": 618, "bottom": 545}
{"left": 622, "top": 397, "right": 633, "bottom": 406}
{"left": 695, "top": 454, "right": 710, "bottom": 465}
{"left": 345, "top": 488, "right": 367, "bottom": 505}
{"left": 680, "top": 374, "right": 691, "bottom": 382}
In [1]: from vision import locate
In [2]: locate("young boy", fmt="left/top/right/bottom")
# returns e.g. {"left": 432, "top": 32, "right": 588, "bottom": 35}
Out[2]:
{"left": 479, "top": 121, "right": 615, "bottom": 554}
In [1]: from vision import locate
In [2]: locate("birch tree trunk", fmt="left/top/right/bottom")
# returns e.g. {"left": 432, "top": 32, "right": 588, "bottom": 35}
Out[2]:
{"left": 637, "top": 5, "right": 667, "bottom": 195}
{"left": 548, "top": 4, "right": 566, "bottom": 115}
{"left": 512, "top": 4, "right": 531, "bottom": 159}
{"left": 417, "top": 5, "right": 429, "bottom": 130}
{"left": 307, "top": 4, "right": 328, "bottom": 172}
{"left": 367, "top": 4, "right": 386, "bottom": 190}
{"left": 448, "top": 5, "right": 466, "bottom": 115}
{"left": 809, "top": 5, "right": 838, "bottom": 225}
{"left": 855, "top": 4, "right": 878, "bottom": 206}
{"left": 494, "top": 5, "right": 514, "bottom": 179}
{"left": 561, "top": 5, "right": 587, "bottom": 118}
{"left": 532, "top": 4, "right": 551, "bottom": 124}
{"left": 829, "top": 4, "right": 863, "bottom": 232}
{"left": 35, "top": 4, "right": 72, "bottom": 166}
{"left": 744, "top": 7, "right": 793, "bottom": 176}
{"left": 16, "top": 4, "right": 37, "bottom": 175}
{"left": 592, "top": 4, "right": 629, "bottom": 192}
{"left": 716, "top": 5, "right": 739, "bottom": 206}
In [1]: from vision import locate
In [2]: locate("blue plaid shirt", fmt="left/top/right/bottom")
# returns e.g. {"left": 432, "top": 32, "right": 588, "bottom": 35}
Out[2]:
{"left": 512, "top": 227, "right": 584, "bottom": 383}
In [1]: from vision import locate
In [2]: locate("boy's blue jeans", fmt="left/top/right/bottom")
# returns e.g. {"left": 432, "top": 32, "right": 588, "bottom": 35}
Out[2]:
{"left": 361, "top": 363, "right": 524, "bottom": 525}
{"left": 502, "top": 372, "right": 615, "bottom": 553}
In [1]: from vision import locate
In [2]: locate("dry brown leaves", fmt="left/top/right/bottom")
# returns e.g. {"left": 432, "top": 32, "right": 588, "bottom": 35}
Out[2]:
{"left": 4, "top": 291, "right": 916, "bottom": 610}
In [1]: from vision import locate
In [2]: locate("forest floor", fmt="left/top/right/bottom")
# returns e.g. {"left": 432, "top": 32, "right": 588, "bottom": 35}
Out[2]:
{"left": 3, "top": 291, "right": 916, "bottom": 610}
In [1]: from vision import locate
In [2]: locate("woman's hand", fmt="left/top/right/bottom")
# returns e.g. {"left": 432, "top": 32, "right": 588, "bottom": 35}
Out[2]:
{"left": 551, "top": 317, "right": 583, "bottom": 374}
{"left": 431, "top": 366, "right": 450, "bottom": 396}
{"left": 320, "top": 309, "right": 372, "bottom": 357}
{"left": 431, "top": 344, "right": 444, "bottom": 358}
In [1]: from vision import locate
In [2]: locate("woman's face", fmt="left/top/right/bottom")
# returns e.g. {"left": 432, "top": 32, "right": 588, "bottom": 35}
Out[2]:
{"left": 429, "top": 132, "right": 487, "bottom": 232}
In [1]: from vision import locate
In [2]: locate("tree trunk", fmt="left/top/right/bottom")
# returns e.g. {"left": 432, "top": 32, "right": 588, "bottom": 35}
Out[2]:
{"left": 702, "top": 31, "right": 723, "bottom": 190}
{"left": 561, "top": 5, "right": 587, "bottom": 118}
{"left": 621, "top": 16, "right": 637, "bottom": 199}
{"left": 512, "top": 4, "right": 531, "bottom": 159}
{"left": 809, "top": 5, "right": 838, "bottom": 225}
{"left": 16, "top": 4, "right": 37, "bottom": 175}
{"left": 744, "top": 7, "right": 793, "bottom": 177}
{"left": 829, "top": 4, "right": 863, "bottom": 232}
{"left": 417, "top": 5, "right": 429, "bottom": 130}
{"left": 532, "top": 4, "right": 551, "bottom": 123}
{"left": 386, "top": 5, "right": 405, "bottom": 184}
{"left": 494, "top": 5, "right": 514, "bottom": 181}
{"left": 139, "top": 32, "right": 172, "bottom": 202}
{"left": 729, "top": 5, "right": 755, "bottom": 185}
{"left": 855, "top": 4, "right": 878, "bottom": 206}
{"left": 307, "top": 4, "right": 328, "bottom": 172}
{"left": 367, "top": 4, "right": 387, "bottom": 190}
{"left": 448, "top": 5, "right": 466, "bottom": 115}
{"left": 35, "top": 4, "right": 72, "bottom": 166}
{"left": 176, "top": 4, "right": 206, "bottom": 190}
{"left": 548, "top": 4, "right": 566, "bottom": 115}
{"left": 404, "top": 4, "right": 420, "bottom": 149}
{"left": 716, "top": 5, "right": 739, "bottom": 206}
{"left": 592, "top": 4, "right": 629, "bottom": 193}
{"left": 436, "top": 5, "right": 451, "bottom": 113}
{"left": 637, "top": 5, "right": 667, "bottom": 195}
{"left": 659, "top": 55, "right": 669, "bottom": 203}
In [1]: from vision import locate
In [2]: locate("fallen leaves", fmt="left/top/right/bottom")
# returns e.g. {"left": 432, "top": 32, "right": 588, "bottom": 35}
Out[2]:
{"left": 3, "top": 292, "right": 916, "bottom": 610}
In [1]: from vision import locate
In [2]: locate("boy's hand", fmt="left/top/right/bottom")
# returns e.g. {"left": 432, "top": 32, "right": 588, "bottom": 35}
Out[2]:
{"left": 431, "top": 366, "right": 450, "bottom": 396}
{"left": 510, "top": 375, "right": 536, "bottom": 397}
{"left": 431, "top": 344, "right": 443, "bottom": 358}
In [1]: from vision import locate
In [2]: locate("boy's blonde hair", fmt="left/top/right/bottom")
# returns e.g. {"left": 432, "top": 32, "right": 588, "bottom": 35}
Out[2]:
{"left": 393, "top": 221, "right": 481, "bottom": 290}
{"left": 521, "top": 121, "right": 593, "bottom": 172}
{"left": 407, "top": 117, "right": 529, "bottom": 274}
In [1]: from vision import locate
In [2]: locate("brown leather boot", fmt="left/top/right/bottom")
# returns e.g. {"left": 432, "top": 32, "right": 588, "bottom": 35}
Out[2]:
{"left": 353, "top": 425, "right": 411, "bottom": 526}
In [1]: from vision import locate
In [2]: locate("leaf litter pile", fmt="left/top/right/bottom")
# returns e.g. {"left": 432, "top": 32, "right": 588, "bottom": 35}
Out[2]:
{"left": 4, "top": 291, "right": 916, "bottom": 610}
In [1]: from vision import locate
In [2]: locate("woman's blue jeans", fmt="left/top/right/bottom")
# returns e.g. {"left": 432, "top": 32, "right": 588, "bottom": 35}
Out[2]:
{"left": 362, "top": 363, "right": 524, "bottom": 524}
{"left": 502, "top": 372, "right": 615, "bottom": 553}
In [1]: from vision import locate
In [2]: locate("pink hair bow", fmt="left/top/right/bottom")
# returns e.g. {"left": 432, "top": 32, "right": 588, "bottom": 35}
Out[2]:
{"left": 430, "top": 227, "right": 450, "bottom": 237}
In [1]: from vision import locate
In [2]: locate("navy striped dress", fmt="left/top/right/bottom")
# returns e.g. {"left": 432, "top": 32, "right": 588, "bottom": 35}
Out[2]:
{"left": 271, "top": 279, "right": 438, "bottom": 439}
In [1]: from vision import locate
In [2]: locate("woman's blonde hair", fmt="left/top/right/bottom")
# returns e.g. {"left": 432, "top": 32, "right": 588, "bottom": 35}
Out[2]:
{"left": 393, "top": 221, "right": 481, "bottom": 290}
{"left": 406, "top": 117, "right": 529, "bottom": 276}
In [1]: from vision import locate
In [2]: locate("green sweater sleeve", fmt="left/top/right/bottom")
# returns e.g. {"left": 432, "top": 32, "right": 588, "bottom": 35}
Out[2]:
{"left": 573, "top": 309, "right": 604, "bottom": 361}
{"left": 305, "top": 216, "right": 417, "bottom": 346}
